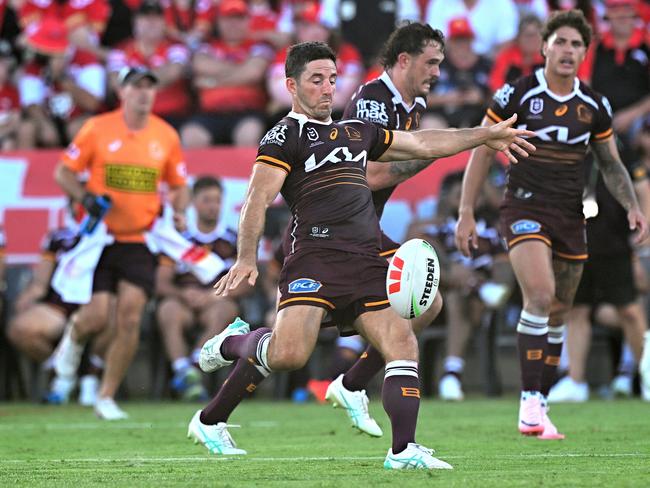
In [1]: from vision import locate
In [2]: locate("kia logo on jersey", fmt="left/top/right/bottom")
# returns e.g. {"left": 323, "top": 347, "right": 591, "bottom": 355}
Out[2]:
{"left": 288, "top": 278, "right": 323, "bottom": 293}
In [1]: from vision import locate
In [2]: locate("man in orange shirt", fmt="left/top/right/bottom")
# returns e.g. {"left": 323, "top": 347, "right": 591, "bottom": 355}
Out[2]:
{"left": 53, "top": 66, "right": 189, "bottom": 420}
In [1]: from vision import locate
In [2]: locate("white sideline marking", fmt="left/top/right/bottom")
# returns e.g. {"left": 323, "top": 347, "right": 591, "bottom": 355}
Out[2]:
{"left": 0, "top": 421, "right": 279, "bottom": 430}
{"left": 0, "top": 453, "right": 647, "bottom": 464}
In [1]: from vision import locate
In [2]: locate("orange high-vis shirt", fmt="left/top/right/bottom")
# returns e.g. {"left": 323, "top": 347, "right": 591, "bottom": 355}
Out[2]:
{"left": 60, "top": 109, "right": 187, "bottom": 242}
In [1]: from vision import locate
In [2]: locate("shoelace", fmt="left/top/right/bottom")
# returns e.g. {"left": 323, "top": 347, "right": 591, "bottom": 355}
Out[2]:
{"left": 214, "top": 424, "right": 241, "bottom": 448}
{"left": 352, "top": 390, "right": 371, "bottom": 416}
{"left": 412, "top": 444, "right": 435, "bottom": 456}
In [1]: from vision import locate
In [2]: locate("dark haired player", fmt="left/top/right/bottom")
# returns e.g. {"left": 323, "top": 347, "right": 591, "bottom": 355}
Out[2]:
{"left": 190, "top": 40, "right": 534, "bottom": 469}
{"left": 455, "top": 10, "right": 648, "bottom": 440}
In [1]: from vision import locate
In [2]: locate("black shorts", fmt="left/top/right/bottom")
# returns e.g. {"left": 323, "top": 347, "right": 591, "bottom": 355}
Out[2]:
{"left": 379, "top": 230, "right": 400, "bottom": 258}
{"left": 186, "top": 112, "right": 266, "bottom": 145}
{"left": 277, "top": 248, "right": 391, "bottom": 336}
{"left": 500, "top": 202, "right": 587, "bottom": 261}
{"left": 41, "top": 288, "right": 79, "bottom": 318}
{"left": 573, "top": 254, "right": 637, "bottom": 307}
{"left": 93, "top": 242, "right": 157, "bottom": 297}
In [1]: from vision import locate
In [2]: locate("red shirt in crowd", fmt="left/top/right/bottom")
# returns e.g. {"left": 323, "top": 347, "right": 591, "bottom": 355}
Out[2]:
{"left": 19, "top": 0, "right": 110, "bottom": 33}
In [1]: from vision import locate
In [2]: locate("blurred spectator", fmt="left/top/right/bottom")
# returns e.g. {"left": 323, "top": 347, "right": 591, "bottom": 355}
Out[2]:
{"left": 0, "top": 40, "right": 19, "bottom": 150}
{"left": 320, "top": 0, "right": 421, "bottom": 68}
{"left": 180, "top": 0, "right": 274, "bottom": 147}
{"left": 248, "top": 0, "right": 291, "bottom": 50}
{"left": 156, "top": 176, "right": 250, "bottom": 401}
{"left": 547, "top": 0, "right": 598, "bottom": 31}
{"left": 7, "top": 225, "right": 80, "bottom": 363}
{"left": 637, "top": 116, "right": 650, "bottom": 172}
{"left": 488, "top": 14, "right": 544, "bottom": 94}
{"left": 18, "top": 18, "right": 106, "bottom": 148}
{"left": 267, "top": 2, "right": 363, "bottom": 120}
{"left": 512, "top": 0, "right": 548, "bottom": 19}
{"left": 107, "top": 0, "right": 191, "bottom": 130}
{"left": 0, "top": 0, "right": 21, "bottom": 48}
{"left": 408, "top": 169, "right": 513, "bottom": 401}
{"left": 425, "top": 0, "right": 519, "bottom": 58}
{"left": 161, "top": 0, "right": 214, "bottom": 50}
{"left": 18, "top": 0, "right": 110, "bottom": 58}
{"left": 425, "top": 17, "right": 492, "bottom": 128}
{"left": 584, "top": 0, "right": 650, "bottom": 162}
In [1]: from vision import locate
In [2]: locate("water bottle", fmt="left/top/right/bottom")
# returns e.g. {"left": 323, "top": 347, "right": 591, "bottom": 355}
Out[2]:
{"left": 79, "top": 195, "right": 112, "bottom": 235}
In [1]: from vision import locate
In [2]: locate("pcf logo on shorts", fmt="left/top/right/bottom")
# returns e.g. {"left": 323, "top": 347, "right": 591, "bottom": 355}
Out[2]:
{"left": 510, "top": 219, "right": 541, "bottom": 235}
{"left": 288, "top": 278, "right": 322, "bottom": 293}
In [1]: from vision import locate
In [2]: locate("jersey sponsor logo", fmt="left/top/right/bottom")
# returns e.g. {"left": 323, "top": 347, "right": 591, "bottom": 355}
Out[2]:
{"left": 405, "top": 116, "right": 412, "bottom": 130}
{"left": 510, "top": 219, "right": 541, "bottom": 235}
{"left": 108, "top": 139, "right": 122, "bottom": 152}
{"left": 344, "top": 126, "right": 362, "bottom": 141}
{"left": 105, "top": 164, "right": 159, "bottom": 192}
{"left": 329, "top": 128, "right": 338, "bottom": 140}
{"left": 260, "top": 124, "right": 288, "bottom": 146}
{"left": 576, "top": 104, "right": 593, "bottom": 124}
{"left": 554, "top": 104, "right": 568, "bottom": 117}
{"left": 493, "top": 83, "right": 514, "bottom": 108}
{"left": 65, "top": 143, "right": 80, "bottom": 160}
{"left": 518, "top": 124, "right": 591, "bottom": 145}
{"left": 529, "top": 98, "right": 544, "bottom": 115}
{"left": 355, "top": 98, "right": 389, "bottom": 126}
{"left": 288, "top": 278, "right": 322, "bottom": 293}
{"left": 307, "top": 127, "right": 319, "bottom": 142}
{"left": 310, "top": 225, "right": 330, "bottom": 239}
{"left": 304, "top": 147, "right": 368, "bottom": 172}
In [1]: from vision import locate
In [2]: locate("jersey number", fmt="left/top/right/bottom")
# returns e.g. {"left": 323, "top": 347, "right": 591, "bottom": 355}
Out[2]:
{"left": 304, "top": 147, "right": 368, "bottom": 172}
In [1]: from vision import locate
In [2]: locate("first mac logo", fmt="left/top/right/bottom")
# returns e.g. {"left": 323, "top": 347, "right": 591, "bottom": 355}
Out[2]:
{"left": 288, "top": 278, "right": 322, "bottom": 293}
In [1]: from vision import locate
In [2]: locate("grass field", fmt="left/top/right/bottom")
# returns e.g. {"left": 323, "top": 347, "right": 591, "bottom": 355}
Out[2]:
{"left": 1, "top": 398, "right": 649, "bottom": 487}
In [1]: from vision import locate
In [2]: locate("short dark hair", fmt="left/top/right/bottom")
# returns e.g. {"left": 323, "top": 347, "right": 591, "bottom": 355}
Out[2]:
{"left": 380, "top": 22, "right": 445, "bottom": 68}
{"left": 542, "top": 9, "right": 592, "bottom": 48}
{"left": 192, "top": 175, "right": 223, "bottom": 196}
{"left": 285, "top": 41, "right": 337, "bottom": 79}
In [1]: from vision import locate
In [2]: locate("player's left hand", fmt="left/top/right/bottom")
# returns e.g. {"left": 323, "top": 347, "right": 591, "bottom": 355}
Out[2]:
{"left": 213, "top": 259, "right": 258, "bottom": 297}
{"left": 628, "top": 207, "right": 650, "bottom": 245}
{"left": 485, "top": 114, "right": 537, "bottom": 164}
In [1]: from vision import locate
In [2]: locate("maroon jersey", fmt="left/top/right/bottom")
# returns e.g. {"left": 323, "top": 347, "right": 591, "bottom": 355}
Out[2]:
{"left": 343, "top": 71, "right": 426, "bottom": 218}
{"left": 487, "top": 69, "right": 613, "bottom": 214}
{"left": 256, "top": 111, "right": 394, "bottom": 256}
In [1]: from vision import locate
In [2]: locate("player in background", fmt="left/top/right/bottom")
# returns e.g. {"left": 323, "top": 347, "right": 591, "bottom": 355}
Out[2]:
{"left": 188, "top": 40, "right": 535, "bottom": 469}
{"left": 53, "top": 66, "right": 189, "bottom": 420}
{"left": 156, "top": 175, "right": 252, "bottom": 401}
{"left": 455, "top": 10, "right": 648, "bottom": 440}
{"left": 189, "top": 22, "right": 448, "bottom": 438}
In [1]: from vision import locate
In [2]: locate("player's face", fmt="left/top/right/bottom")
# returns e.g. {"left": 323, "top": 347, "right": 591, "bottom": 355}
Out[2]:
{"left": 120, "top": 78, "right": 157, "bottom": 116}
{"left": 405, "top": 41, "right": 444, "bottom": 99}
{"left": 193, "top": 187, "right": 222, "bottom": 224}
{"left": 290, "top": 59, "right": 337, "bottom": 121}
{"left": 542, "top": 26, "right": 587, "bottom": 78}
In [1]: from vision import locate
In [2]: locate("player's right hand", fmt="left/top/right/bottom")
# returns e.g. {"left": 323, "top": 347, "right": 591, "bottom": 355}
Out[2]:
{"left": 81, "top": 192, "right": 111, "bottom": 217}
{"left": 213, "top": 260, "right": 258, "bottom": 297}
{"left": 455, "top": 213, "right": 478, "bottom": 258}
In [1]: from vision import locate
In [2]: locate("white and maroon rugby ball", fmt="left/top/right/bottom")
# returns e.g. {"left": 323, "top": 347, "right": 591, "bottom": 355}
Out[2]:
{"left": 386, "top": 239, "right": 440, "bottom": 319}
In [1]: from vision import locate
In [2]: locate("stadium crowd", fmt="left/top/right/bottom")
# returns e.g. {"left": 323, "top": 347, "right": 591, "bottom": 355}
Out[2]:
{"left": 1, "top": 0, "right": 650, "bottom": 419}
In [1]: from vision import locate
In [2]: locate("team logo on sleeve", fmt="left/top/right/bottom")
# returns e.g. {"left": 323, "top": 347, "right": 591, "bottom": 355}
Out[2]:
{"left": 510, "top": 220, "right": 541, "bottom": 235}
{"left": 493, "top": 83, "right": 514, "bottom": 108}
{"left": 288, "top": 278, "right": 322, "bottom": 293}
{"left": 260, "top": 124, "right": 288, "bottom": 146}
{"left": 355, "top": 98, "right": 389, "bottom": 126}
{"left": 65, "top": 143, "right": 80, "bottom": 160}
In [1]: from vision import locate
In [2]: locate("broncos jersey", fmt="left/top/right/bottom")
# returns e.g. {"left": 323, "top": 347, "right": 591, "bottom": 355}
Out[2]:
{"left": 343, "top": 71, "right": 426, "bottom": 218}
{"left": 256, "top": 111, "right": 393, "bottom": 256}
{"left": 487, "top": 68, "right": 613, "bottom": 213}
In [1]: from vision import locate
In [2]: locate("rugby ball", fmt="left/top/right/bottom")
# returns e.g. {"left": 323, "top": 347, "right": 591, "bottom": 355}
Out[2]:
{"left": 386, "top": 239, "right": 440, "bottom": 319}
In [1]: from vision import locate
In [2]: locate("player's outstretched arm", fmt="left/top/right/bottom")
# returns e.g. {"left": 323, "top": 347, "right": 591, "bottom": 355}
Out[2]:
{"left": 214, "top": 164, "right": 286, "bottom": 296}
{"left": 592, "top": 137, "right": 650, "bottom": 244}
{"left": 378, "top": 114, "right": 536, "bottom": 163}
{"left": 366, "top": 158, "right": 435, "bottom": 190}
{"left": 454, "top": 117, "right": 498, "bottom": 258}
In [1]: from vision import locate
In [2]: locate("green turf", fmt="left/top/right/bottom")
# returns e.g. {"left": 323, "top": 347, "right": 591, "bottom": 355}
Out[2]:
{"left": 1, "top": 398, "right": 649, "bottom": 487}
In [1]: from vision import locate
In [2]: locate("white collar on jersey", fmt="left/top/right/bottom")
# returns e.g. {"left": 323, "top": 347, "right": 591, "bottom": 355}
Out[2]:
{"left": 520, "top": 69, "right": 598, "bottom": 109}
{"left": 287, "top": 111, "right": 333, "bottom": 137}
{"left": 186, "top": 208, "right": 228, "bottom": 244}
{"left": 379, "top": 71, "right": 426, "bottom": 112}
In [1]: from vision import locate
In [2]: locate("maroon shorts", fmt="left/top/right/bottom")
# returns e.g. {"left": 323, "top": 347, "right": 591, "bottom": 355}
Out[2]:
{"left": 93, "top": 242, "right": 158, "bottom": 296}
{"left": 379, "top": 230, "right": 400, "bottom": 258}
{"left": 499, "top": 203, "right": 587, "bottom": 261}
{"left": 41, "top": 288, "right": 79, "bottom": 318}
{"left": 277, "top": 248, "right": 391, "bottom": 336}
